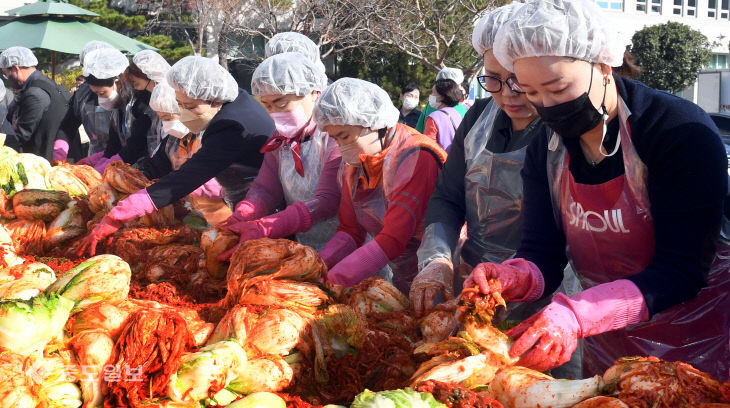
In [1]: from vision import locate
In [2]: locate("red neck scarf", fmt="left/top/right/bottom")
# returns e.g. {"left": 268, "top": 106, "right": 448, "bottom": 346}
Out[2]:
{"left": 260, "top": 118, "right": 317, "bottom": 177}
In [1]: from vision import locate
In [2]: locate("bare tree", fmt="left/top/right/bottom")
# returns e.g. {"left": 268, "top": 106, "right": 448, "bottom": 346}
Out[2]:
{"left": 222, "top": 0, "right": 499, "bottom": 79}
{"left": 221, "top": 0, "right": 390, "bottom": 61}
{"left": 141, "top": 0, "right": 497, "bottom": 80}
{"left": 358, "top": 0, "right": 501, "bottom": 79}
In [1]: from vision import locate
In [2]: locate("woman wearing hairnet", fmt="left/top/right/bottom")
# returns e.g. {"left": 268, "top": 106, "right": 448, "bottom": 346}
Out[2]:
{"left": 265, "top": 32, "right": 326, "bottom": 72}
{"left": 410, "top": 3, "right": 544, "bottom": 315}
{"left": 92, "top": 50, "right": 170, "bottom": 172}
{"left": 422, "top": 77, "right": 465, "bottom": 152}
{"left": 464, "top": 0, "right": 730, "bottom": 379}
{"left": 133, "top": 81, "right": 230, "bottom": 224}
{"left": 217, "top": 52, "right": 340, "bottom": 257}
{"left": 415, "top": 67, "right": 468, "bottom": 133}
{"left": 315, "top": 78, "right": 447, "bottom": 294}
{"left": 77, "top": 56, "right": 272, "bottom": 256}
{"left": 54, "top": 40, "right": 116, "bottom": 163}
{"left": 75, "top": 48, "right": 135, "bottom": 168}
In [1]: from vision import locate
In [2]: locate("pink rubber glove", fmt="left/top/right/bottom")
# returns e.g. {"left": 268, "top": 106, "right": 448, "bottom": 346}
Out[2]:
{"left": 77, "top": 189, "right": 158, "bottom": 256}
{"left": 507, "top": 279, "right": 649, "bottom": 372}
{"left": 319, "top": 231, "right": 358, "bottom": 269}
{"left": 327, "top": 239, "right": 390, "bottom": 287}
{"left": 53, "top": 140, "right": 69, "bottom": 161}
{"left": 93, "top": 154, "right": 121, "bottom": 174}
{"left": 221, "top": 196, "right": 268, "bottom": 227}
{"left": 464, "top": 258, "right": 544, "bottom": 303}
{"left": 191, "top": 178, "right": 223, "bottom": 199}
{"left": 79, "top": 151, "right": 104, "bottom": 166}
{"left": 77, "top": 216, "right": 122, "bottom": 257}
{"left": 218, "top": 202, "right": 311, "bottom": 261}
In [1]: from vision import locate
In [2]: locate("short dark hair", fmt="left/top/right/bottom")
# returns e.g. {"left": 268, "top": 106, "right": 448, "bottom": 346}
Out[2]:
{"left": 401, "top": 82, "right": 421, "bottom": 95}
{"left": 84, "top": 74, "right": 116, "bottom": 87}
{"left": 123, "top": 62, "right": 149, "bottom": 83}
{"left": 76, "top": 75, "right": 85, "bottom": 82}
{"left": 433, "top": 79, "right": 463, "bottom": 107}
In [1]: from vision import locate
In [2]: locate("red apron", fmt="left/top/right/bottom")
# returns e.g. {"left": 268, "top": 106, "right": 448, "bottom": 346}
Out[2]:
{"left": 548, "top": 97, "right": 730, "bottom": 380}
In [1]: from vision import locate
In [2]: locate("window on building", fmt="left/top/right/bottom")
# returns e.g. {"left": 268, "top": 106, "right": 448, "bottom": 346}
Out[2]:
{"left": 597, "top": 0, "right": 623, "bottom": 9}
{"left": 717, "top": 55, "right": 728, "bottom": 69}
{"left": 722, "top": 0, "right": 729, "bottom": 18}
{"left": 686, "top": 0, "right": 696, "bottom": 15}
{"left": 651, "top": 0, "right": 661, "bottom": 13}
{"left": 673, "top": 0, "right": 682, "bottom": 14}
{"left": 636, "top": 0, "right": 646, "bottom": 11}
{"left": 707, "top": 55, "right": 729, "bottom": 69}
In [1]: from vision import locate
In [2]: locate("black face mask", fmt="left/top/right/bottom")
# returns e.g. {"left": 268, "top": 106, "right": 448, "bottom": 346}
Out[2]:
{"left": 534, "top": 64, "right": 607, "bottom": 139}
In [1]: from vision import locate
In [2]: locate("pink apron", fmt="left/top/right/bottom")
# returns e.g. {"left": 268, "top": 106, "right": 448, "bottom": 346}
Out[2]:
{"left": 548, "top": 97, "right": 730, "bottom": 380}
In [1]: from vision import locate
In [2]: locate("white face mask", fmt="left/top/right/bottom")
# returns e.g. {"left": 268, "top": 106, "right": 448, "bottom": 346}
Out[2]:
{"left": 402, "top": 96, "right": 419, "bottom": 111}
{"left": 428, "top": 94, "right": 441, "bottom": 109}
{"left": 180, "top": 107, "right": 216, "bottom": 133}
{"left": 269, "top": 105, "right": 311, "bottom": 139}
{"left": 162, "top": 120, "right": 190, "bottom": 139}
{"left": 338, "top": 128, "right": 382, "bottom": 166}
{"left": 98, "top": 88, "right": 120, "bottom": 111}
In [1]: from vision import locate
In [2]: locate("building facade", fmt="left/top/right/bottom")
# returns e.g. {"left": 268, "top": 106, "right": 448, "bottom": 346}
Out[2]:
{"left": 595, "top": 0, "right": 730, "bottom": 69}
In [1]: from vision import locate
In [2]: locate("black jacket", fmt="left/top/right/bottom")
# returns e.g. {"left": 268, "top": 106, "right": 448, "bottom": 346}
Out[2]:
{"left": 146, "top": 89, "right": 273, "bottom": 208}
{"left": 11, "top": 71, "right": 70, "bottom": 160}
{"left": 55, "top": 83, "right": 95, "bottom": 162}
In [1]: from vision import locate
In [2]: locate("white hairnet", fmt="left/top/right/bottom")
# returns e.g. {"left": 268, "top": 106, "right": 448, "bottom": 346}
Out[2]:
{"left": 493, "top": 0, "right": 625, "bottom": 72}
{"left": 149, "top": 81, "right": 180, "bottom": 114}
{"left": 472, "top": 2, "right": 524, "bottom": 56}
{"left": 0, "top": 47, "right": 38, "bottom": 68}
{"left": 251, "top": 52, "right": 327, "bottom": 97}
{"left": 265, "top": 32, "right": 326, "bottom": 72}
{"left": 80, "top": 40, "right": 114, "bottom": 66}
{"left": 0, "top": 84, "right": 5, "bottom": 100}
{"left": 436, "top": 67, "right": 464, "bottom": 85}
{"left": 83, "top": 48, "right": 129, "bottom": 79}
{"left": 313, "top": 78, "right": 400, "bottom": 130}
{"left": 166, "top": 56, "right": 239, "bottom": 103}
{"left": 132, "top": 50, "right": 171, "bottom": 83}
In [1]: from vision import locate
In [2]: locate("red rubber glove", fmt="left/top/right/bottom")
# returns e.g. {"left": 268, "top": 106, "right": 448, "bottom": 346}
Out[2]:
{"left": 76, "top": 216, "right": 122, "bottom": 257}
{"left": 463, "top": 258, "right": 544, "bottom": 302}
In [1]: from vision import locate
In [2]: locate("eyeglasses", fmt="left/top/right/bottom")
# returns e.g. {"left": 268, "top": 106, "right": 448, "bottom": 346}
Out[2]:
{"left": 477, "top": 75, "right": 525, "bottom": 94}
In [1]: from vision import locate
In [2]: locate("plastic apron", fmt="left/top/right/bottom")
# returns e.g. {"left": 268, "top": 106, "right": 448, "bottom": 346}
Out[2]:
{"left": 343, "top": 126, "right": 431, "bottom": 294}
{"left": 122, "top": 95, "right": 163, "bottom": 156}
{"left": 277, "top": 129, "right": 338, "bottom": 250}
{"left": 76, "top": 86, "right": 112, "bottom": 155}
{"left": 547, "top": 97, "right": 730, "bottom": 380}
{"left": 461, "top": 102, "right": 541, "bottom": 267}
